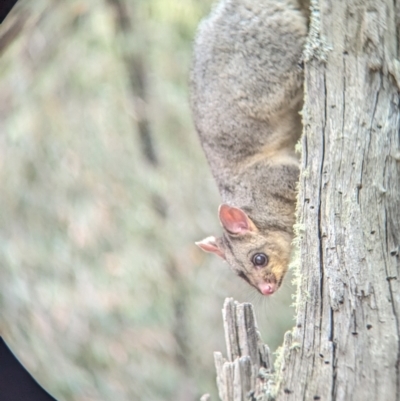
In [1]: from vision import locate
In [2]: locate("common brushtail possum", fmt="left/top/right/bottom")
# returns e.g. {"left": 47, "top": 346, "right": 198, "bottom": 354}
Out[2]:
{"left": 190, "top": 0, "right": 307, "bottom": 295}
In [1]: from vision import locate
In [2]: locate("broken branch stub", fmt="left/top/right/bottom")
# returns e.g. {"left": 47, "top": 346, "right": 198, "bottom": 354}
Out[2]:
{"left": 208, "top": 298, "right": 273, "bottom": 401}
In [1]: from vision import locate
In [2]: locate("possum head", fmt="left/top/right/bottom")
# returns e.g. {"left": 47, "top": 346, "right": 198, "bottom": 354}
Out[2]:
{"left": 196, "top": 204, "right": 292, "bottom": 295}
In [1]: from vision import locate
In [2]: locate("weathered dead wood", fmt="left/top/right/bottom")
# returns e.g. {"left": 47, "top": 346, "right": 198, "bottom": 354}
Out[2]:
{"left": 202, "top": 298, "right": 274, "bottom": 401}
{"left": 276, "top": 0, "right": 400, "bottom": 399}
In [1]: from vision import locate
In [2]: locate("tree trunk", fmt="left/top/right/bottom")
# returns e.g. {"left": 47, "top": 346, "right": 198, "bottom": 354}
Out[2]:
{"left": 278, "top": 0, "right": 400, "bottom": 399}
{"left": 205, "top": 0, "right": 400, "bottom": 400}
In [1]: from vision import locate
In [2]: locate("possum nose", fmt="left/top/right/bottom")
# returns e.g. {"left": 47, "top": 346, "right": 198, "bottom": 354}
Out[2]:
{"left": 259, "top": 282, "right": 276, "bottom": 295}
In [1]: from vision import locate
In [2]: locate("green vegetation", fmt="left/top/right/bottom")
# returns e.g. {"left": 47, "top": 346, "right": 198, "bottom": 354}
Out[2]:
{"left": 0, "top": 1, "right": 295, "bottom": 400}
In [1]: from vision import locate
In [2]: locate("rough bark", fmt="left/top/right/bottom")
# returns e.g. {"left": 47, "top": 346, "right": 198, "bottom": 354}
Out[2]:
{"left": 205, "top": 299, "right": 274, "bottom": 401}
{"left": 205, "top": 0, "right": 400, "bottom": 400}
{"left": 278, "top": 0, "right": 400, "bottom": 399}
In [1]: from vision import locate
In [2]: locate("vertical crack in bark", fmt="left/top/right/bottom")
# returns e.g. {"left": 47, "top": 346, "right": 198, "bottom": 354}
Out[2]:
{"left": 329, "top": 307, "right": 336, "bottom": 400}
{"left": 366, "top": 77, "right": 380, "bottom": 160}
{"left": 321, "top": 65, "right": 337, "bottom": 401}
{"left": 296, "top": 125, "right": 308, "bottom": 360}
{"left": 316, "top": 69, "right": 329, "bottom": 399}
{"left": 318, "top": 72, "right": 326, "bottom": 323}
{"left": 359, "top": 132, "right": 365, "bottom": 206}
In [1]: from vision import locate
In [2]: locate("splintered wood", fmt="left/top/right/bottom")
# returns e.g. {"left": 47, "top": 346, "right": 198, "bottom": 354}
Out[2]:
{"left": 204, "top": 298, "right": 273, "bottom": 401}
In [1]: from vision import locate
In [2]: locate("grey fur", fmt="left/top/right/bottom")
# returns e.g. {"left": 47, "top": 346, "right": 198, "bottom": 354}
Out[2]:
{"left": 190, "top": 0, "right": 308, "bottom": 294}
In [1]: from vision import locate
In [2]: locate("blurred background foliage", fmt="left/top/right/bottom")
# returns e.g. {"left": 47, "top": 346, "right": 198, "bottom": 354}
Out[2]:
{"left": 0, "top": 1, "right": 295, "bottom": 400}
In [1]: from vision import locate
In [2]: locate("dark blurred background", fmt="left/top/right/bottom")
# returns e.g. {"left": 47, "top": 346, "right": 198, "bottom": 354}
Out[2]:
{"left": 0, "top": 1, "right": 295, "bottom": 400}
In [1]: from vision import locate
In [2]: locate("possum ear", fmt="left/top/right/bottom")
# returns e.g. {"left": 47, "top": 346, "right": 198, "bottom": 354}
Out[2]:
{"left": 218, "top": 204, "right": 256, "bottom": 235}
{"left": 196, "top": 236, "right": 226, "bottom": 259}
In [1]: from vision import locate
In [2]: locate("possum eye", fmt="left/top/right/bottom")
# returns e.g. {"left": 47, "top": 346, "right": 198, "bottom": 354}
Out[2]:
{"left": 252, "top": 253, "right": 269, "bottom": 268}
